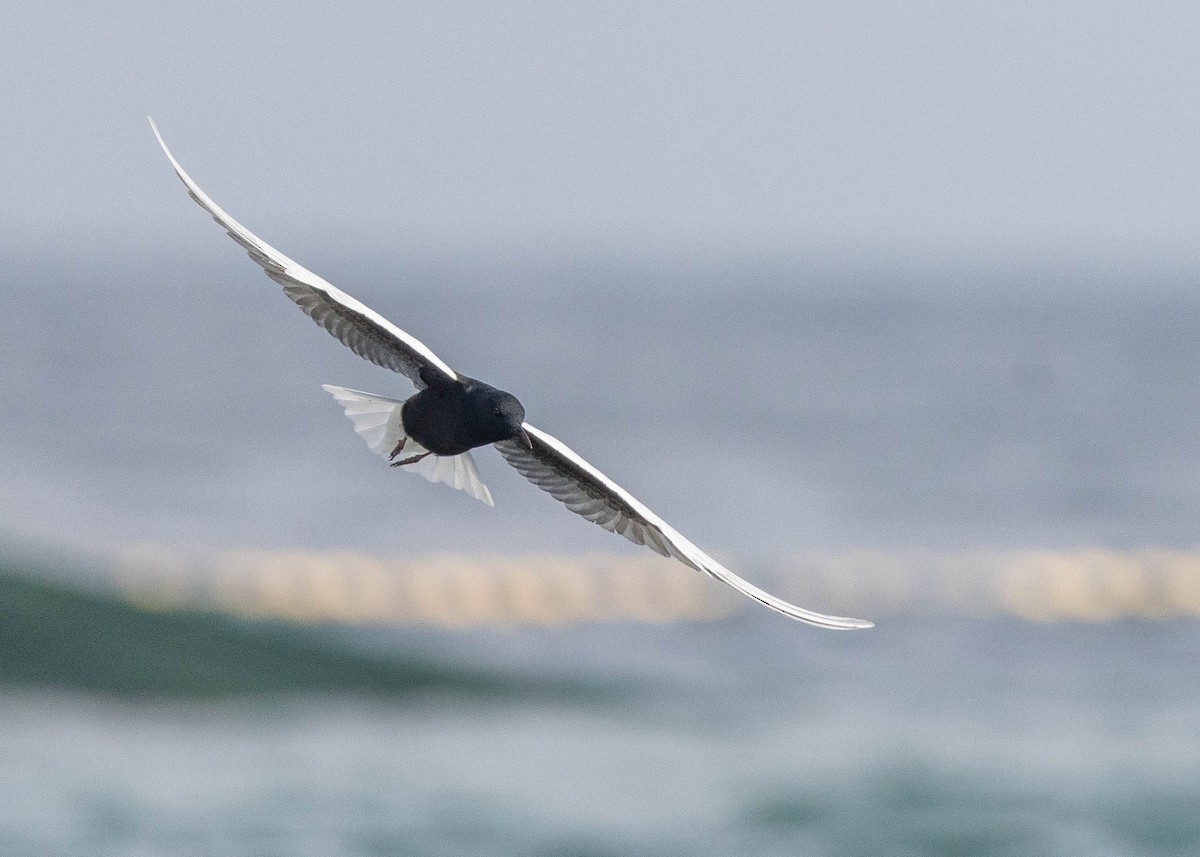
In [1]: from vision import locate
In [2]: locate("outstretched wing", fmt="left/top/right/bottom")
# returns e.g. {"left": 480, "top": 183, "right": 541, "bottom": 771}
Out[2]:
{"left": 151, "top": 119, "right": 457, "bottom": 389}
{"left": 495, "top": 424, "right": 873, "bottom": 629}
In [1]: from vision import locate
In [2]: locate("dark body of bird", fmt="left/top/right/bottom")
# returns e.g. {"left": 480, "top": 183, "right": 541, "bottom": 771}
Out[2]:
{"left": 398, "top": 370, "right": 529, "bottom": 459}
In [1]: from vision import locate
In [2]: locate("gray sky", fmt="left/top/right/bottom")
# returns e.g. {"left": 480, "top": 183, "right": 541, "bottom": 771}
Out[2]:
{"left": 5, "top": 1, "right": 1200, "bottom": 265}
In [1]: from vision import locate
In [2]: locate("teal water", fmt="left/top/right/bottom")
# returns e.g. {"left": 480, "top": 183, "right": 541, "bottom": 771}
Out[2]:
{"left": 1, "top": 587, "right": 1196, "bottom": 856}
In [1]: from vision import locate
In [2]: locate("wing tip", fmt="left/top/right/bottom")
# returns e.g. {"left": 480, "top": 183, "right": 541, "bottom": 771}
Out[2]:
{"left": 775, "top": 599, "right": 875, "bottom": 629}
{"left": 839, "top": 617, "right": 875, "bottom": 630}
{"left": 149, "top": 117, "right": 192, "bottom": 186}
{"left": 148, "top": 116, "right": 169, "bottom": 155}
{"left": 779, "top": 606, "right": 875, "bottom": 630}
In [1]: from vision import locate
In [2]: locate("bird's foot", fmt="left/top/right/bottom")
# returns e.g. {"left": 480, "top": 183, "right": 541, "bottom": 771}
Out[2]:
{"left": 390, "top": 451, "right": 431, "bottom": 468}
{"left": 388, "top": 437, "right": 408, "bottom": 461}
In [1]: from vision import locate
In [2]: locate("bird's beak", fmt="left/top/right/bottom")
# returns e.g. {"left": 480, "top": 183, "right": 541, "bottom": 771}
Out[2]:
{"left": 518, "top": 427, "right": 533, "bottom": 449}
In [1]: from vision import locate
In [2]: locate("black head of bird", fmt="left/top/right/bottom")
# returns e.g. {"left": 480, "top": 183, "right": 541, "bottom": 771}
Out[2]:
{"left": 473, "top": 386, "right": 529, "bottom": 446}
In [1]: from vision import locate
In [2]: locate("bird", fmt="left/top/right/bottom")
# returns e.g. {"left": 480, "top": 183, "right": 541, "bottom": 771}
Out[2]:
{"left": 151, "top": 119, "right": 872, "bottom": 630}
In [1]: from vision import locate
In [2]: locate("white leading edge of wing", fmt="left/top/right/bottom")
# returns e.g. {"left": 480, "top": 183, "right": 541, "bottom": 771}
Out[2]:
{"left": 149, "top": 118, "right": 458, "bottom": 388}
{"left": 498, "top": 424, "right": 874, "bottom": 629}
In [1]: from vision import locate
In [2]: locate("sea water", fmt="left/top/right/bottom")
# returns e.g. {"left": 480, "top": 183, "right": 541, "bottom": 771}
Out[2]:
{"left": 2, "top": 255, "right": 1199, "bottom": 855}
{"left": 0, "top": 618, "right": 1196, "bottom": 856}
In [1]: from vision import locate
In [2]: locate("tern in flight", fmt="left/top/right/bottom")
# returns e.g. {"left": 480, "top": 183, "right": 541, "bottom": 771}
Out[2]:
{"left": 151, "top": 119, "right": 872, "bottom": 630}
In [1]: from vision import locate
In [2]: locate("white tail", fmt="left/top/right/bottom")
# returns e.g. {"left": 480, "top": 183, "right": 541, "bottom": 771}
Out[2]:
{"left": 321, "top": 385, "right": 494, "bottom": 506}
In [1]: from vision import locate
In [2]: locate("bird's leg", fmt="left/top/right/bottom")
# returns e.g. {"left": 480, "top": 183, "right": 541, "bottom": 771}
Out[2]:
{"left": 390, "top": 436, "right": 432, "bottom": 467}
{"left": 391, "top": 451, "right": 431, "bottom": 468}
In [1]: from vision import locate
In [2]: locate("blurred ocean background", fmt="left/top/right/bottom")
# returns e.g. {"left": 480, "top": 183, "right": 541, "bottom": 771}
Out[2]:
{"left": 5, "top": 3, "right": 1200, "bottom": 855}
{"left": 4, "top": 262, "right": 1199, "bottom": 856}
